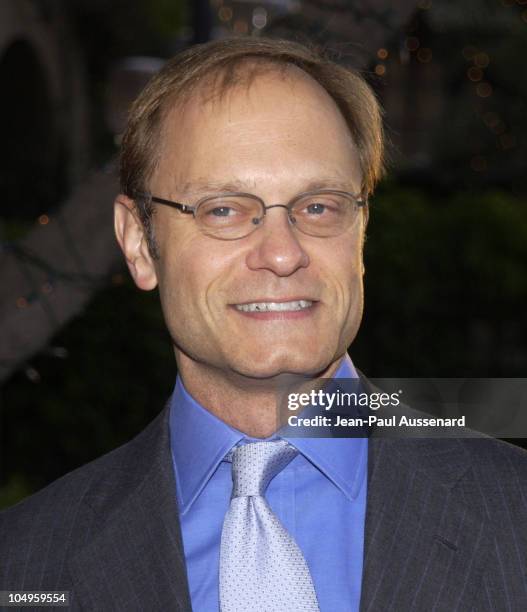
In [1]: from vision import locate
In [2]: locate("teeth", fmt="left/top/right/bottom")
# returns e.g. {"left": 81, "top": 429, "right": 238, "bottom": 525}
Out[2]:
{"left": 235, "top": 300, "right": 313, "bottom": 312}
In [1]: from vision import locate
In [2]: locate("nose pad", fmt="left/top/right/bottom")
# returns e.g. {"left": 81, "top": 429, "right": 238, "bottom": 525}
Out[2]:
{"left": 245, "top": 205, "right": 310, "bottom": 275}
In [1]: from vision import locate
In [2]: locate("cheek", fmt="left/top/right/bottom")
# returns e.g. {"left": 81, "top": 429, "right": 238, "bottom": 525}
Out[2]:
{"left": 162, "top": 265, "right": 207, "bottom": 318}
{"left": 155, "top": 244, "right": 194, "bottom": 318}
{"left": 324, "top": 240, "right": 363, "bottom": 290}
{"left": 328, "top": 248, "right": 364, "bottom": 330}
{"left": 158, "top": 240, "right": 237, "bottom": 318}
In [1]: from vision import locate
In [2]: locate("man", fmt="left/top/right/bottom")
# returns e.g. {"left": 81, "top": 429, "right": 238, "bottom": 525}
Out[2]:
{"left": 1, "top": 37, "right": 526, "bottom": 611}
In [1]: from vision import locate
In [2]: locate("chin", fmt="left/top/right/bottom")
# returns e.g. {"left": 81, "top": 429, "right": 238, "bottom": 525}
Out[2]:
{"left": 230, "top": 349, "right": 333, "bottom": 380}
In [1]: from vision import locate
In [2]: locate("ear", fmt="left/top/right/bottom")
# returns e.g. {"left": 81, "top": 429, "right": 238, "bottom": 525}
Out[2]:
{"left": 114, "top": 194, "right": 158, "bottom": 291}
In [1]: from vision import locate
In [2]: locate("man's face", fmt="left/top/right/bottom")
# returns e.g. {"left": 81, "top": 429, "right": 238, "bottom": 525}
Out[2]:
{"left": 148, "top": 68, "right": 365, "bottom": 379}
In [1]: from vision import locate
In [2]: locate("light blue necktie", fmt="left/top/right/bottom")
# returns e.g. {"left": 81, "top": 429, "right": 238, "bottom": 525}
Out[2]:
{"left": 219, "top": 440, "right": 320, "bottom": 611}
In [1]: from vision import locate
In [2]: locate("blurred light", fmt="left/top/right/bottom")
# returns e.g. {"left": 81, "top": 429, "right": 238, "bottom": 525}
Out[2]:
{"left": 462, "top": 45, "right": 477, "bottom": 60}
{"left": 16, "top": 296, "right": 28, "bottom": 309}
{"left": 374, "top": 64, "right": 386, "bottom": 76}
{"left": 474, "top": 52, "right": 490, "bottom": 68}
{"left": 218, "top": 6, "right": 233, "bottom": 22}
{"left": 377, "top": 48, "right": 389, "bottom": 60}
{"left": 491, "top": 122, "right": 506, "bottom": 135}
{"left": 467, "top": 66, "right": 483, "bottom": 81}
{"left": 41, "top": 282, "right": 53, "bottom": 294}
{"left": 470, "top": 156, "right": 487, "bottom": 172}
{"left": 405, "top": 37, "right": 420, "bottom": 52}
{"left": 483, "top": 112, "right": 503, "bottom": 131}
{"left": 49, "top": 346, "right": 68, "bottom": 359}
{"left": 517, "top": 0, "right": 527, "bottom": 5}
{"left": 399, "top": 47, "right": 410, "bottom": 65}
{"left": 417, "top": 0, "right": 432, "bottom": 8}
{"left": 522, "top": 9, "right": 527, "bottom": 21}
{"left": 38, "top": 214, "right": 50, "bottom": 225}
{"left": 252, "top": 7, "right": 267, "bottom": 29}
{"left": 233, "top": 19, "right": 248, "bottom": 34}
{"left": 417, "top": 48, "right": 432, "bottom": 63}
{"left": 476, "top": 82, "right": 493, "bottom": 97}
{"left": 25, "top": 366, "right": 41, "bottom": 383}
{"left": 499, "top": 133, "right": 516, "bottom": 149}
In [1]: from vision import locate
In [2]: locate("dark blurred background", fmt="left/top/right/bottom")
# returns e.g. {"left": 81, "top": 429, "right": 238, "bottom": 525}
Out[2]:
{"left": 1, "top": 0, "right": 526, "bottom": 508}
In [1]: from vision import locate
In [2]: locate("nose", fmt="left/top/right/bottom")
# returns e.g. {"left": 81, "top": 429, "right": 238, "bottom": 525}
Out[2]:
{"left": 245, "top": 206, "right": 310, "bottom": 276}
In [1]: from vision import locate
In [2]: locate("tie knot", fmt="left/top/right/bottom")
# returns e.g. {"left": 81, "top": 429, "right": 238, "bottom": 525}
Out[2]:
{"left": 229, "top": 440, "right": 297, "bottom": 498}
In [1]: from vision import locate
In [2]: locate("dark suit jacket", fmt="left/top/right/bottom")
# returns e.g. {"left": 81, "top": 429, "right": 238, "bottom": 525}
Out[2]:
{"left": 1, "top": 405, "right": 527, "bottom": 611}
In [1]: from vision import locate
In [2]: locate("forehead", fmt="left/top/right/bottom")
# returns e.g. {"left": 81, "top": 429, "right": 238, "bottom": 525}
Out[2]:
{"left": 151, "top": 66, "right": 361, "bottom": 194}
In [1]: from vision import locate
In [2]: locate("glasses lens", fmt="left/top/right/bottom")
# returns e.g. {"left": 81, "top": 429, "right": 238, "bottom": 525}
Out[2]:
{"left": 290, "top": 191, "right": 359, "bottom": 237}
{"left": 195, "top": 195, "right": 263, "bottom": 239}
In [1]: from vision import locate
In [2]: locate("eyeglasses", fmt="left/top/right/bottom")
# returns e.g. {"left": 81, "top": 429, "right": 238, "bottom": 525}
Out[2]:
{"left": 137, "top": 189, "right": 367, "bottom": 240}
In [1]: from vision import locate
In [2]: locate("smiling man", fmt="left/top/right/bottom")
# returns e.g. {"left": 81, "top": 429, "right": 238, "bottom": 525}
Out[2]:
{"left": 1, "top": 38, "right": 527, "bottom": 612}
{"left": 115, "top": 53, "right": 369, "bottom": 439}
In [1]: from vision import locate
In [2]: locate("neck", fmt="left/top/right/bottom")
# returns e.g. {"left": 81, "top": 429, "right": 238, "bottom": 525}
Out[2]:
{"left": 175, "top": 353, "right": 344, "bottom": 438}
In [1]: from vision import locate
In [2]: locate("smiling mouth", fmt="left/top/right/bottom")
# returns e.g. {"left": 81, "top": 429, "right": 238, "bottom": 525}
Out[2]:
{"left": 234, "top": 300, "right": 314, "bottom": 313}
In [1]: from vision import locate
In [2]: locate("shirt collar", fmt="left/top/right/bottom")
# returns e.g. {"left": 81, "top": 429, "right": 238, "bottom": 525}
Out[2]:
{"left": 169, "top": 378, "right": 243, "bottom": 515}
{"left": 282, "top": 355, "right": 367, "bottom": 502}
{"left": 169, "top": 354, "right": 366, "bottom": 515}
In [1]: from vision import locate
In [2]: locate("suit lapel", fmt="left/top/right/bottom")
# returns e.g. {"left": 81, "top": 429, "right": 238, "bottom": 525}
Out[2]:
{"left": 67, "top": 408, "right": 192, "bottom": 611}
{"left": 360, "top": 436, "right": 491, "bottom": 611}
{"left": 64, "top": 377, "right": 492, "bottom": 611}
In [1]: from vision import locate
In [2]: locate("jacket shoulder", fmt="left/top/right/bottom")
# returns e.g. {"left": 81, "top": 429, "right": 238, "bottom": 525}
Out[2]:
{"left": 0, "top": 408, "right": 168, "bottom": 588}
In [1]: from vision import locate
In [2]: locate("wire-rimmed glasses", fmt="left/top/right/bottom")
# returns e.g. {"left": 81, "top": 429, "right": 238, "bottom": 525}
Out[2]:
{"left": 137, "top": 189, "right": 367, "bottom": 240}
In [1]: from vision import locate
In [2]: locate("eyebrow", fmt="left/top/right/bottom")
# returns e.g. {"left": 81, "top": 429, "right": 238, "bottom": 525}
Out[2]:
{"left": 177, "top": 177, "right": 360, "bottom": 199}
{"left": 179, "top": 180, "right": 253, "bottom": 197}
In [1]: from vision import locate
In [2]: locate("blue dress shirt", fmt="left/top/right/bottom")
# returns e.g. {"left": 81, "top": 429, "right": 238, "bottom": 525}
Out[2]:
{"left": 169, "top": 355, "right": 368, "bottom": 611}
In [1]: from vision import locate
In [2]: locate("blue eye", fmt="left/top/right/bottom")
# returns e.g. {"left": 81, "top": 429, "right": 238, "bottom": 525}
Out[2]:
{"left": 210, "top": 206, "right": 234, "bottom": 217}
{"left": 306, "top": 203, "right": 326, "bottom": 215}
